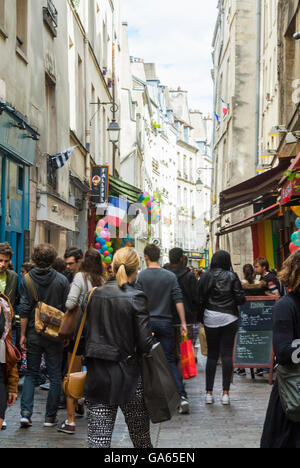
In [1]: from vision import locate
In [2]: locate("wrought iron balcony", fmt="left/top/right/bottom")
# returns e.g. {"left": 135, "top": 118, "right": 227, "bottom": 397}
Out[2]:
{"left": 43, "top": 0, "right": 58, "bottom": 37}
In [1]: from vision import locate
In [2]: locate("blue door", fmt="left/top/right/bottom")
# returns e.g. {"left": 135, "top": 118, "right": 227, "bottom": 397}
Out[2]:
{"left": 0, "top": 152, "right": 30, "bottom": 274}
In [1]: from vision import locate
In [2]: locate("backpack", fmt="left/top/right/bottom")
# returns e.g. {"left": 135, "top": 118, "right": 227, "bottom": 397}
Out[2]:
{"left": 24, "top": 274, "right": 64, "bottom": 342}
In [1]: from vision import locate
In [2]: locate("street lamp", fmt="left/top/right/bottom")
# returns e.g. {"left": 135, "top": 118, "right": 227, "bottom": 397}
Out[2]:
{"left": 107, "top": 119, "right": 121, "bottom": 144}
{"left": 196, "top": 178, "right": 204, "bottom": 193}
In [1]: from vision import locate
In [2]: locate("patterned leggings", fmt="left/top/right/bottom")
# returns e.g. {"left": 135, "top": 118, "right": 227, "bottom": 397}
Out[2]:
{"left": 86, "top": 382, "right": 152, "bottom": 449}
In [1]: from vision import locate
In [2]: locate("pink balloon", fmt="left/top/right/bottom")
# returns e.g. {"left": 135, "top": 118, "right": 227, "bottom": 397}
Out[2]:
{"left": 100, "top": 231, "right": 106, "bottom": 238}
{"left": 95, "top": 243, "right": 101, "bottom": 249}
{"left": 103, "top": 250, "right": 109, "bottom": 257}
{"left": 289, "top": 242, "right": 300, "bottom": 254}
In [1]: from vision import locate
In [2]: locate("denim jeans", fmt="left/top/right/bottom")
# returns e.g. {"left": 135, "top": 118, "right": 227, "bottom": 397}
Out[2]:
{"left": 151, "top": 320, "right": 187, "bottom": 398}
{"left": 21, "top": 332, "right": 63, "bottom": 419}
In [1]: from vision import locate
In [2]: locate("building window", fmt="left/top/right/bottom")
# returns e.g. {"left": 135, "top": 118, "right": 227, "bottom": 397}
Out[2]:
{"left": 16, "top": 0, "right": 28, "bottom": 55}
{"left": 47, "top": 155, "right": 57, "bottom": 190}
{"left": 45, "top": 74, "right": 57, "bottom": 155}
{"left": 0, "top": 0, "right": 5, "bottom": 27}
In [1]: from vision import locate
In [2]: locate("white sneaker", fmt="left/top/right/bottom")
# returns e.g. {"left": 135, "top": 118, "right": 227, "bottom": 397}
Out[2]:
{"left": 178, "top": 396, "right": 190, "bottom": 414}
{"left": 221, "top": 394, "right": 230, "bottom": 405}
{"left": 205, "top": 393, "right": 214, "bottom": 404}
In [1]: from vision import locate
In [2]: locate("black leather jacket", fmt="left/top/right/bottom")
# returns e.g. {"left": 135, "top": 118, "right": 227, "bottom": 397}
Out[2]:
{"left": 199, "top": 268, "right": 246, "bottom": 319}
{"left": 81, "top": 279, "right": 154, "bottom": 405}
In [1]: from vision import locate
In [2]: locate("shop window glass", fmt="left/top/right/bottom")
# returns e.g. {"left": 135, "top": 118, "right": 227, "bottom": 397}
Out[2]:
{"left": 18, "top": 166, "right": 24, "bottom": 191}
{"left": 8, "top": 161, "right": 22, "bottom": 204}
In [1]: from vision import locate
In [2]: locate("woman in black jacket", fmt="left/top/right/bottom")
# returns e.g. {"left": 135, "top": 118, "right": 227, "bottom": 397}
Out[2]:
{"left": 261, "top": 251, "right": 300, "bottom": 448}
{"left": 199, "top": 251, "right": 245, "bottom": 405}
{"left": 83, "top": 247, "right": 154, "bottom": 449}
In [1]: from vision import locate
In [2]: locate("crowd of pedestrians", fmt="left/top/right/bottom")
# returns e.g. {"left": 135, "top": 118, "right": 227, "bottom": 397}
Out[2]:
{"left": 0, "top": 239, "right": 300, "bottom": 448}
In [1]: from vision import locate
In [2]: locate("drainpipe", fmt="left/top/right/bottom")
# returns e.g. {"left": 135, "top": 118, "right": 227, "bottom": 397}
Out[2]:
{"left": 255, "top": 0, "right": 262, "bottom": 170}
{"left": 84, "top": 36, "right": 91, "bottom": 180}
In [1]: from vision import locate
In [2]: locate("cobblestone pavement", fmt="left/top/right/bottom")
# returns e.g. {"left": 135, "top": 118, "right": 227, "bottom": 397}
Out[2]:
{"left": 0, "top": 356, "right": 272, "bottom": 449}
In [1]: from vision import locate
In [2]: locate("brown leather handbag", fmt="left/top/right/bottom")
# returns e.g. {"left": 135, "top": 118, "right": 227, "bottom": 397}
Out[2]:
{"left": 63, "top": 288, "right": 96, "bottom": 400}
{"left": 5, "top": 339, "right": 22, "bottom": 372}
{"left": 58, "top": 307, "right": 79, "bottom": 340}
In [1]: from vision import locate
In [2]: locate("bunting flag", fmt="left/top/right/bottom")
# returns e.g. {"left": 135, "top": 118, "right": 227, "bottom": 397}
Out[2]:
{"left": 215, "top": 113, "right": 220, "bottom": 123}
{"left": 221, "top": 99, "right": 228, "bottom": 115}
{"left": 51, "top": 146, "right": 77, "bottom": 169}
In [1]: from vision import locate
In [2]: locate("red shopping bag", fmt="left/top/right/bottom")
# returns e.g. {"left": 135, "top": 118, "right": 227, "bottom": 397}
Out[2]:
{"left": 180, "top": 335, "right": 198, "bottom": 379}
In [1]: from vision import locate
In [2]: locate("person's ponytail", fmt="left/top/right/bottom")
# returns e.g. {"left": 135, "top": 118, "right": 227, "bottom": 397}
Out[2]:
{"left": 113, "top": 247, "right": 139, "bottom": 288}
{"left": 115, "top": 264, "right": 128, "bottom": 288}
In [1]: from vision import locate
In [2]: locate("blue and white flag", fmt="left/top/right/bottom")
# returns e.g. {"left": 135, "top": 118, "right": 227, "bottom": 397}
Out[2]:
{"left": 215, "top": 113, "right": 220, "bottom": 123}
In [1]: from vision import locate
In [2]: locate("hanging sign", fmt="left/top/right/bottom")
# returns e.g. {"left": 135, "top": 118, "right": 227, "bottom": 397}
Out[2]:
{"left": 91, "top": 165, "right": 109, "bottom": 205}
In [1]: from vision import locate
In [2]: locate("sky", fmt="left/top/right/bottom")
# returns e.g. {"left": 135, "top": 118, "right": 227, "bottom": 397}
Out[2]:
{"left": 121, "top": 0, "right": 219, "bottom": 116}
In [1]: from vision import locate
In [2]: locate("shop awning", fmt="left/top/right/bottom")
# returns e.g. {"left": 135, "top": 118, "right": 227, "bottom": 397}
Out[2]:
{"left": 218, "top": 203, "right": 279, "bottom": 236}
{"left": 109, "top": 175, "right": 142, "bottom": 204}
{"left": 219, "top": 158, "right": 292, "bottom": 214}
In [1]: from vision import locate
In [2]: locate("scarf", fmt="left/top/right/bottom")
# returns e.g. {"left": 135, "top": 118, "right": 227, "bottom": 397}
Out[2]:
{"left": 0, "top": 297, "right": 12, "bottom": 364}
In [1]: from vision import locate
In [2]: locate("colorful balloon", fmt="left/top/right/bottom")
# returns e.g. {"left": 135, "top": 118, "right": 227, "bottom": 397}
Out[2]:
{"left": 95, "top": 243, "right": 101, "bottom": 250}
{"left": 291, "top": 231, "right": 300, "bottom": 246}
{"left": 292, "top": 206, "right": 300, "bottom": 217}
{"left": 104, "top": 256, "right": 111, "bottom": 264}
{"left": 296, "top": 218, "right": 300, "bottom": 230}
{"left": 289, "top": 242, "right": 300, "bottom": 254}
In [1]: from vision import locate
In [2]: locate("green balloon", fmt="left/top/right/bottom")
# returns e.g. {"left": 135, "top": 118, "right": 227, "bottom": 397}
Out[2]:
{"left": 108, "top": 247, "right": 113, "bottom": 253}
{"left": 104, "top": 256, "right": 111, "bottom": 264}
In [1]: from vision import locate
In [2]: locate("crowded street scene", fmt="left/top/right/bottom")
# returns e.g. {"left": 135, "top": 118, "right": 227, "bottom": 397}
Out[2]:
{"left": 1, "top": 0, "right": 300, "bottom": 455}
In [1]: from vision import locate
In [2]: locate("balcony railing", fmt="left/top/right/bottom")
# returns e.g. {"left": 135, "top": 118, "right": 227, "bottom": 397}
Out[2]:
{"left": 43, "top": 0, "right": 58, "bottom": 37}
{"left": 47, "top": 0, "right": 58, "bottom": 26}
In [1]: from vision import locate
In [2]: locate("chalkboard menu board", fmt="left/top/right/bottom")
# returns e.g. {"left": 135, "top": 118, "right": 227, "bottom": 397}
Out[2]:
{"left": 233, "top": 297, "right": 278, "bottom": 384}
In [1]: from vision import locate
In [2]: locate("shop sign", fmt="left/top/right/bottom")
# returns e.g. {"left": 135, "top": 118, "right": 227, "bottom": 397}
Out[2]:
{"left": 91, "top": 165, "right": 109, "bottom": 205}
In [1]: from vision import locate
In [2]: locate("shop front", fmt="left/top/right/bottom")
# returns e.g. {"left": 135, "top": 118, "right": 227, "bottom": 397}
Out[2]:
{"left": 35, "top": 191, "right": 77, "bottom": 257}
{"left": 0, "top": 100, "right": 39, "bottom": 273}
{"left": 217, "top": 155, "right": 300, "bottom": 270}
{"left": 183, "top": 250, "right": 209, "bottom": 269}
{"left": 88, "top": 167, "right": 142, "bottom": 267}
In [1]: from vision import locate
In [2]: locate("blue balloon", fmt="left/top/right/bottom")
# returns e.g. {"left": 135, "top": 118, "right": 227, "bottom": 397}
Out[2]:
{"left": 296, "top": 218, "right": 300, "bottom": 230}
{"left": 100, "top": 239, "right": 106, "bottom": 245}
{"left": 291, "top": 231, "right": 300, "bottom": 246}
{"left": 95, "top": 237, "right": 102, "bottom": 243}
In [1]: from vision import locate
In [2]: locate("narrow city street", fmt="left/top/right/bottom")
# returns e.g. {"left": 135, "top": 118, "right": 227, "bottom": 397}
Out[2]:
{"left": 0, "top": 355, "right": 272, "bottom": 449}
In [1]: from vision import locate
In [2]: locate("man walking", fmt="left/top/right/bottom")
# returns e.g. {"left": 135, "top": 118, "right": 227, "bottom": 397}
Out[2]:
{"left": 136, "top": 244, "right": 189, "bottom": 414}
{"left": 164, "top": 247, "right": 200, "bottom": 367}
{"left": 19, "top": 244, "right": 70, "bottom": 428}
{"left": 0, "top": 242, "right": 18, "bottom": 308}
